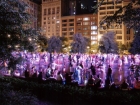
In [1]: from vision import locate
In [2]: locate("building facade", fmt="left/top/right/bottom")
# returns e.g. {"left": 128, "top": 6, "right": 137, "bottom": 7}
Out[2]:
{"left": 98, "top": 0, "right": 134, "bottom": 48}
{"left": 61, "top": 14, "right": 98, "bottom": 46}
{"left": 61, "top": 0, "right": 97, "bottom": 16}
{"left": 41, "top": 0, "right": 61, "bottom": 37}
{"left": 23, "top": 0, "right": 41, "bottom": 29}
{"left": 41, "top": 0, "right": 98, "bottom": 46}
{"left": 75, "top": 14, "right": 98, "bottom": 45}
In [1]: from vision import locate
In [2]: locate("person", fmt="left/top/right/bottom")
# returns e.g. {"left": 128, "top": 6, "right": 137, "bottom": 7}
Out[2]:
{"left": 133, "top": 77, "right": 140, "bottom": 89}
{"left": 87, "top": 75, "right": 95, "bottom": 86}
{"left": 31, "top": 67, "right": 38, "bottom": 78}
{"left": 107, "top": 65, "right": 112, "bottom": 82}
{"left": 25, "top": 69, "right": 29, "bottom": 78}
{"left": 56, "top": 71, "right": 63, "bottom": 84}
{"left": 94, "top": 75, "right": 102, "bottom": 89}
{"left": 104, "top": 77, "right": 111, "bottom": 89}
{"left": 120, "top": 79, "right": 129, "bottom": 90}
{"left": 13, "top": 70, "right": 20, "bottom": 77}
{"left": 129, "top": 64, "right": 135, "bottom": 75}
{"left": 65, "top": 72, "right": 71, "bottom": 85}
{"left": 110, "top": 82, "right": 117, "bottom": 90}
{"left": 73, "top": 65, "right": 82, "bottom": 84}
{"left": 89, "top": 63, "right": 96, "bottom": 76}
{"left": 38, "top": 69, "right": 43, "bottom": 83}
{"left": 46, "top": 65, "right": 52, "bottom": 78}
{"left": 79, "top": 61, "right": 84, "bottom": 69}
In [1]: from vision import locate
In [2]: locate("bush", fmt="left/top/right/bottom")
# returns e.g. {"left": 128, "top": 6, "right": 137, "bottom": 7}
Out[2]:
{"left": 1, "top": 76, "right": 140, "bottom": 105}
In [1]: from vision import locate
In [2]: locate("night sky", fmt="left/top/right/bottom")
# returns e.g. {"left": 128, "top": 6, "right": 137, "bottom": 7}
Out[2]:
{"left": 82, "top": 0, "right": 97, "bottom": 12}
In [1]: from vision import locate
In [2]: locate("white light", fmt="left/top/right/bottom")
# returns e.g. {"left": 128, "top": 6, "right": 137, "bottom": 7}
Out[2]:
{"left": 8, "top": 34, "right": 11, "bottom": 38}
{"left": 15, "top": 45, "right": 18, "bottom": 48}
{"left": 87, "top": 46, "right": 90, "bottom": 49}
{"left": 98, "top": 35, "right": 102, "bottom": 40}
{"left": 56, "top": 20, "right": 60, "bottom": 23}
{"left": 83, "top": 17, "right": 89, "bottom": 21}
{"left": 28, "top": 38, "right": 32, "bottom": 41}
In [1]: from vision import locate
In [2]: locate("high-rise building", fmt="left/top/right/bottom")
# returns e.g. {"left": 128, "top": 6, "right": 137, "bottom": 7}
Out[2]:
{"left": 61, "top": 0, "right": 97, "bottom": 16}
{"left": 41, "top": 0, "right": 98, "bottom": 45}
{"left": 41, "top": 0, "right": 61, "bottom": 37}
{"left": 61, "top": 14, "right": 98, "bottom": 46}
{"left": 75, "top": 14, "right": 98, "bottom": 45}
{"left": 98, "top": 0, "right": 133, "bottom": 48}
{"left": 23, "top": 0, "right": 41, "bottom": 29}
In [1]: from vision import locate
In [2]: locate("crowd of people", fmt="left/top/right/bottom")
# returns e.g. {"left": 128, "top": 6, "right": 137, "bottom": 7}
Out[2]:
{"left": 2, "top": 51, "right": 140, "bottom": 90}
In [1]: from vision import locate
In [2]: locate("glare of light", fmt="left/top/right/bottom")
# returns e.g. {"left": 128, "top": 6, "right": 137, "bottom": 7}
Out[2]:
{"left": 83, "top": 17, "right": 89, "bottom": 21}
{"left": 56, "top": 20, "right": 60, "bottom": 23}
{"left": 8, "top": 34, "right": 11, "bottom": 38}
{"left": 15, "top": 45, "right": 18, "bottom": 48}
{"left": 28, "top": 38, "right": 32, "bottom": 41}
{"left": 84, "top": 79, "right": 88, "bottom": 86}
{"left": 87, "top": 46, "right": 90, "bottom": 49}
{"left": 98, "top": 35, "right": 102, "bottom": 40}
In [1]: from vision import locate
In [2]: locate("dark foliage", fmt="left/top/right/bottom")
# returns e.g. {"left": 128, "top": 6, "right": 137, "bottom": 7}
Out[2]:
{"left": 1, "top": 76, "right": 140, "bottom": 105}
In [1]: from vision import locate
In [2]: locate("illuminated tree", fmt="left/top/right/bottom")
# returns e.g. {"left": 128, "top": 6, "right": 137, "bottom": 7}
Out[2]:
{"left": 99, "top": 31, "right": 118, "bottom": 54}
{"left": 47, "top": 36, "right": 62, "bottom": 53}
{"left": 60, "top": 36, "right": 69, "bottom": 53}
{"left": 37, "top": 35, "right": 48, "bottom": 52}
{"left": 71, "top": 33, "right": 89, "bottom": 53}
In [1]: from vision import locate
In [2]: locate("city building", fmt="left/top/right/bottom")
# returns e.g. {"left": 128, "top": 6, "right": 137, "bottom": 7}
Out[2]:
{"left": 98, "top": 0, "right": 134, "bottom": 48}
{"left": 41, "top": 0, "right": 98, "bottom": 46}
{"left": 41, "top": 0, "right": 61, "bottom": 37}
{"left": 23, "top": 0, "right": 41, "bottom": 29}
{"left": 61, "top": 0, "right": 97, "bottom": 16}
{"left": 61, "top": 14, "right": 98, "bottom": 46}
{"left": 61, "top": 16, "right": 75, "bottom": 40}
{"left": 75, "top": 14, "right": 98, "bottom": 45}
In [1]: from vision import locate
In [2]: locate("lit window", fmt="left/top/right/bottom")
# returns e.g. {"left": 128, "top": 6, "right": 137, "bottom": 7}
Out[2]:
{"left": 52, "top": 16, "right": 55, "bottom": 19}
{"left": 83, "top": 17, "right": 90, "bottom": 21}
{"left": 56, "top": 20, "right": 60, "bottom": 23}
{"left": 77, "top": 18, "right": 82, "bottom": 21}
{"left": 91, "top": 36, "right": 97, "bottom": 40}
{"left": 91, "top": 26, "right": 97, "bottom": 30}
{"left": 91, "top": 41, "right": 97, "bottom": 44}
{"left": 91, "top": 22, "right": 95, "bottom": 25}
{"left": 83, "top": 22, "right": 90, "bottom": 25}
{"left": 91, "top": 31, "right": 97, "bottom": 35}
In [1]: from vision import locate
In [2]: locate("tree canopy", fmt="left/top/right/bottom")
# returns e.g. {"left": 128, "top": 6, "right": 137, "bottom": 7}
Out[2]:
{"left": 0, "top": 0, "right": 38, "bottom": 69}
{"left": 99, "top": 31, "right": 118, "bottom": 54}
{"left": 47, "top": 36, "right": 62, "bottom": 53}
{"left": 71, "top": 33, "right": 89, "bottom": 53}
